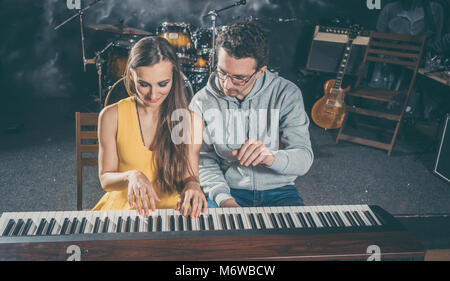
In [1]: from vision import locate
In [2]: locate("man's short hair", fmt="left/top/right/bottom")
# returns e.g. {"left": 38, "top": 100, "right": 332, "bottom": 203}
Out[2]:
{"left": 216, "top": 21, "right": 269, "bottom": 70}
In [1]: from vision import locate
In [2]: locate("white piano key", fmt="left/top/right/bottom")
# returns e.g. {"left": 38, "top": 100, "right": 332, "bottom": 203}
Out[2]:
{"left": 107, "top": 211, "right": 118, "bottom": 233}
{"left": 355, "top": 205, "right": 372, "bottom": 226}
{"left": 337, "top": 205, "right": 357, "bottom": 227}
{"left": 208, "top": 208, "right": 220, "bottom": 230}
{"left": 286, "top": 207, "right": 302, "bottom": 228}
{"left": 274, "top": 207, "right": 292, "bottom": 229}
{"left": 227, "top": 208, "right": 238, "bottom": 230}
{"left": 241, "top": 208, "right": 254, "bottom": 230}
{"left": 159, "top": 209, "right": 167, "bottom": 232}
{"left": 173, "top": 210, "right": 183, "bottom": 232}
{"left": 308, "top": 206, "right": 324, "bottom": 228}
{"left": 121, "top": 210, "right": 132, "bottom": 232}
{"left": 83, "top": 211, "right": 96, "bottom": 234}
{"left": 281, "top": 207, "right": 298, "bottom": 228}
{"left": 0, "top": 213, "right": 15, "bottom": 236}
{"left": 24, "top": 213, "right": 38, "bottom": 236}
{"left": 360, "top": 205, "right": 382, "bottom": 226}
{"left": 334, "top": 206, "right": 352, "bottom": 227}
{"left": 256, "top": 207, "right": 272, "bottom": 229}
{"left": 221, "top": 208, "right": 231, "bottom": 230}
{"left": 50, "top": 212, "right": 63, "bottom": 235}
{"left": 199, "top": 212, "right": 209, "bottom": 231}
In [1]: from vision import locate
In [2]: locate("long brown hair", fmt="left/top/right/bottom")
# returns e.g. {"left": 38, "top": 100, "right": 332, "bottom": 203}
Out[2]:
{"left": 124, "top": 36, "right": 194, "bottom": 194}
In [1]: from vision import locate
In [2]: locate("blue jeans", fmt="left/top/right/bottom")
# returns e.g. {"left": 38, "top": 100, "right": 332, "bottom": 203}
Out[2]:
{"left": 207, "top": 185, "right": 304, "bottom": 208}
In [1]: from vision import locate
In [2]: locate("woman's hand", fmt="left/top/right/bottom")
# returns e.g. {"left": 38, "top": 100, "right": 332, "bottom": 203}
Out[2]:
{"left": 177, "top": 181, "right": 207, "bottom": 218}
{"left": 127, "top": 170, "right": 161, "bottom": 216}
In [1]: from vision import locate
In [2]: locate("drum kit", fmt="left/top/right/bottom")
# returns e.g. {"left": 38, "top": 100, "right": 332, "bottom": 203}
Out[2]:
{"left": 54, "top": 0, "right": 247, "bottom": 109}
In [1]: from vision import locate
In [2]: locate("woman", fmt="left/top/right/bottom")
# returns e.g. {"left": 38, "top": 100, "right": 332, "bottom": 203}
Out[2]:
{"left": 93, "top": 36, "right": 207, "bottom": 218}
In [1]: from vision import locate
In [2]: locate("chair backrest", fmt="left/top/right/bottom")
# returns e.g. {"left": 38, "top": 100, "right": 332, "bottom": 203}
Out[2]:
{"left": 356, "top": 31, "right": 426, "bottom": 88}
{"left": 75, "top": 112, "right": 99, "bottom": 210}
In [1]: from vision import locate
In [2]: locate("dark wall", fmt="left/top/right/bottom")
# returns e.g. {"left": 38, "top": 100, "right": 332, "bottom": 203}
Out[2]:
{"left": 0, "top": 0, "right": 387, "bottom": 102}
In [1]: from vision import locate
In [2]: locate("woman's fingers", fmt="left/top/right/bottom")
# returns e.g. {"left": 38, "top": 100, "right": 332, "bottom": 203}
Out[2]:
{"left": 133, "top": 185, "right": 143, "bottom": 215}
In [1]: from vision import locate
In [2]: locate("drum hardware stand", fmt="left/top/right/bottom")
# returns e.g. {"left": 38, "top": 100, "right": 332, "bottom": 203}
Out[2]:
{"left": 204, "top": 0, "right": 247, "bottom": 74}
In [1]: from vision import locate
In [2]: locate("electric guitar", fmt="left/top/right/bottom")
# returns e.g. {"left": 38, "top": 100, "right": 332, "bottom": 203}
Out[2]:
{"left": 311, "top": 25, "right": 361, "bottom": 129}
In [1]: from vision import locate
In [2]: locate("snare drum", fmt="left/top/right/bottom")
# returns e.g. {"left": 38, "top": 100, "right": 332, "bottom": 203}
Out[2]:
{"left": 157, "top": 22, "right": 196, "bottom": 62}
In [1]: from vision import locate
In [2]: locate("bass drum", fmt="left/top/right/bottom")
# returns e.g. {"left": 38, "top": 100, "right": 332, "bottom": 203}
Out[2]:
{"left": 103, "top": 74, "right": 194, "bottom": 108}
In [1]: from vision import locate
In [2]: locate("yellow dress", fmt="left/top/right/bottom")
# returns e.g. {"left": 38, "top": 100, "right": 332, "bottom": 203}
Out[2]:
{"left": 92, "top": 96, "right": 180, "bottom": 210}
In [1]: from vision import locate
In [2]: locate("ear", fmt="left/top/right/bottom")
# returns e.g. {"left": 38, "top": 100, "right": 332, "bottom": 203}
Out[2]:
{"left": 255, "top": 65, "right": 267, "bottom": 79}
{"left": 129, "top": 69, "right": 136, "bottom": 81}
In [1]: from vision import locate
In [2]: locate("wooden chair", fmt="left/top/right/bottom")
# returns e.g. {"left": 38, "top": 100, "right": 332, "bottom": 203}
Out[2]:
{"left": 336, "top": 31, "right": 426, "bottom": 156}
{"left": 75, "top": 112, "right": 99, "bottom": 210}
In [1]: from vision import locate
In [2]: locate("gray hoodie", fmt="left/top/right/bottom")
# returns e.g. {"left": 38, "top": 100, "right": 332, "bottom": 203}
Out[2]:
{"left": 189, "top": 70, "right": 313, "bottom": 206}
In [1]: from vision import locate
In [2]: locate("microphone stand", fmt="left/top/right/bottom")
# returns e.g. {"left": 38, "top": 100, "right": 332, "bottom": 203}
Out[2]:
{"left": 54, "top": 0, "right": 105, "bottom": 108}
{"left": 54, "top": 0, "right": 103, "bottom": 72}
{"left": 204, "top": 0, "right": 246, "bottom": 73}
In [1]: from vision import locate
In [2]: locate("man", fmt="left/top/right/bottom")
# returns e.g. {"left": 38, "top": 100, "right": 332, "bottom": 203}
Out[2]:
{"left": 189, "top": 21, "right": 313, "bottom": 208}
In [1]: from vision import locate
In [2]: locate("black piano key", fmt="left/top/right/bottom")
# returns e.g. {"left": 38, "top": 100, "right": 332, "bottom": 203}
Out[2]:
{"left": 70, "top": 218, "right": 79, "bottom": 234}
{"left": 317, "top": 212, "right": 330, "bottom": 227}
{"left": 125, "top": 217, "right": 131, "bottom": 232}
{"left": 116, "top": 217, "right": 123, "bottom": 233}
{"left": 332, "top": 212, "right": 345, "bottom": 227}
{"left": 297, "top": 213, "right": 308, "bottom": 228}
{"left": 199, "top": 215, "right": 206, "bottom": 231}
{"left": 237, "top": 214, "right": 244, "bottom": 230}
{"left": 179, "top": 215, "right": 185, "bottom": 231}
{"left": 277, "top": 213, "right": 288, "bottom": 229}
{"left": 147, "top": 216, "right": 153, "bottom": 232}
{"left": 3, "top": 219, "right": 16, "bottom": 236}
{"left": 46, "top": 218, "right": 56, "bottom": 235}
{"left": 170, "top": 215, "right": 175, "bottom": 231}
{"left": 286, "top": 213, "right": 296, "bottom": 228}
{"left": 134, "top": 216, "right": 140, "bottom": 232}
{"left": 228, "top": 214, "right": 236, "bottom": 230}
{"left": 257, "top": 214, "right": 266, "bottom": 229}
{"left": 352, "top": 211, "right": 366, "bottom": 226}
{"left": 208, "top": 215, "right": 214, "bottom": 230}
{"left": 248, "top": 213, "right": 258, "bottom": 230}
{"left": 305, "top": 212, "right": 317, "bottom": 228}
{"left": 79, "top": 218, "right": 87, "bottom": 234}
{"left": 102, "top": 217, "right": 110, "bottom": 233}
{"left": 36, "top": 218, "right": 47, "bottom": 236}
{"left": 269, "top": 213, "right": 279, "bottom": 229}
{"left": 93, "top": 217, "right": 101, "bottom": 233}
{"left": 156, "top": 216, "right": 162, "bottom": 232}
{"left": 187, "top": 216, "right": 192, "bottom": 231}
{"left": 12, "top": 219, "right": 24, "bottom": 236}
{"left": 325, "top": 212, "right": 338, "bottom": 227}
{"left": 344, "top": 211, "right": 357, "bottom": 227}
{"left": 21, "top": 219, "right": 33, "bottom": 236}
{"left": 364, "top": 211, "right": 378, "bottom": 226}
{"left": 220, "top": 214, "right": 228, "bottom": 230}
{"left": 60, "top": 218, "right": 70, "bottom": 235}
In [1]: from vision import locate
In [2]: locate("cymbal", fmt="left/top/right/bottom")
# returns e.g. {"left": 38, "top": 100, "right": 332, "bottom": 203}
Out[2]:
{"left": 87, "top": 23, "right": 153, "bottom": 36}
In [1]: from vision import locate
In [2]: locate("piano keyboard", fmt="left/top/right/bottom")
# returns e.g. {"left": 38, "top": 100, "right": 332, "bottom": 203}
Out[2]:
{"left": 0, "top": 205, "right": 385, "bottom": 236}
{"left": 0, "top": 205, "right": 425, "bottom": 261}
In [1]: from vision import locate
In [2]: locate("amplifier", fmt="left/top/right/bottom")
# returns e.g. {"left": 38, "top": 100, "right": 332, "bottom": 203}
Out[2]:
{"left": 434, "top": 113, "right": 450, "bottom": 182}
{"left": 306, "top": 25, "right": 370, "bottom": 76}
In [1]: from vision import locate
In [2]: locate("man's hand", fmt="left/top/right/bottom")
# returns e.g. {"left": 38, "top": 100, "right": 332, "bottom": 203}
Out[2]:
{"left": 220, "top": 198, "right": 240, "bottom": 208}
{"left": 232, "top": 139, "right": 275, "bottom": 167}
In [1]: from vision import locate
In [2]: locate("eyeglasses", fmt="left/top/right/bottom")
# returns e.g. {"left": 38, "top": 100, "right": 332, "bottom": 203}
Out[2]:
{"left": 215, "top": 68, "right": 258, "bottom": 86}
